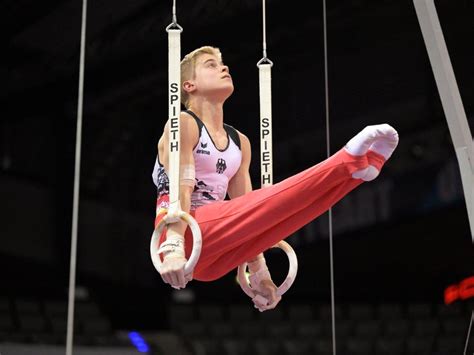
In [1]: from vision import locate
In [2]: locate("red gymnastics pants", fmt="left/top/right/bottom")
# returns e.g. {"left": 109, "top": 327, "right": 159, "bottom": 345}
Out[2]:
{"left": 154, "top": 148, "right": 386, "bottom": 282}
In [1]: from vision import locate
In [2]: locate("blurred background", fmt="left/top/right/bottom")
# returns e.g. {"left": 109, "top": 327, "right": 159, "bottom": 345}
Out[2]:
{"left": 2, "top": 0, "right": 473, "bottom": 354}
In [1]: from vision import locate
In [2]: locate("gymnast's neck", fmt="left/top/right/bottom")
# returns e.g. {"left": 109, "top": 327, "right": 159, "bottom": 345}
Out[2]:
{"left": 187, "top": 100, "right": 225, "bottom": 131}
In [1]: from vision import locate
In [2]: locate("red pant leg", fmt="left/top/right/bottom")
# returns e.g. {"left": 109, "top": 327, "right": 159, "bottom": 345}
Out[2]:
{"left": 192, "top": 148, "right": 371, "bottom": 280}
{"left": 154, "top": 148, "right": 377, "bottom": 281}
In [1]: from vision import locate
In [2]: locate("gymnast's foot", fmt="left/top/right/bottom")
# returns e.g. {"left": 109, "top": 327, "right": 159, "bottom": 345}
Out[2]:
{"left": 345, "top": 123, "right": 399, "bottom": 181}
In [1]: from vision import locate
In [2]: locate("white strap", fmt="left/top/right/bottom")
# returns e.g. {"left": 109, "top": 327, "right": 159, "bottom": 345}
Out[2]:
{"left": 156, "top": 239, "right": 185, "bottom": 258}
{"left": 167, "top": 28, "right": 182, "bottom": 208}
{"left": 248, "top": 267, "right": 271, "bottom": 288}
{"left": 258, "top": 63, "right": 273, "bottom": 187}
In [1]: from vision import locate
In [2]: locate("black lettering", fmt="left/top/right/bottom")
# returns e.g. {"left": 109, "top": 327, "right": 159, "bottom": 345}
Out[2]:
{"left": 262, "top": 129, "right": 270, "bottom": 139}
{"left": 170, "top": 117, "right": 178, "bottom": 128}
{"left": 170, "top": 129, "right": 178, "bottom": 140}
{"left": 170, "top": 94, "right": 179, "bottom": 105}
{"left": 170, "top": 141, "right": 179, "bottom": 152}
{"left": 262, "top": 162, "right": 271, "bottom": 172}
{"left": 262, "top": 151, "right": 271, "bottom": 162}
{"left": 262, "top": 174, "right": 271, "bottom": 185}
{"left": 170, "top": 82, "right": 179, "bottom": 93}
{"left": 262, "top": 117, "right": 270, "bottom": 128}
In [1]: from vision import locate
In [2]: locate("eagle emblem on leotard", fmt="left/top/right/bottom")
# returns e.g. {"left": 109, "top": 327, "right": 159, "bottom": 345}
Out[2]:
{"left": 216, "top": 158, "right": 227, "bottom": 174}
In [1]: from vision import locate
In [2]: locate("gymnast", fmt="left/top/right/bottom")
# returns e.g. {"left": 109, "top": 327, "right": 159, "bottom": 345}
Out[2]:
{"left": 152, "top": 46, "right": 399, "bottom": 311}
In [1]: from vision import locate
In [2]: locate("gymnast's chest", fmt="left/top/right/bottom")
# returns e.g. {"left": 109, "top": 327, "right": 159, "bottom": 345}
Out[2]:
{"left": 193, "top": 133, "right": 241, "bottom": 179}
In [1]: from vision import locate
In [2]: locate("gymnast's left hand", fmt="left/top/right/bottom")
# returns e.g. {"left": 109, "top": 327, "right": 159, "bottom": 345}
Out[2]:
{"left": 159, "top": 255, "right": 192, "bottom": 289}
{"left": 252, "top": 279, "right": 282, "bottom": 312}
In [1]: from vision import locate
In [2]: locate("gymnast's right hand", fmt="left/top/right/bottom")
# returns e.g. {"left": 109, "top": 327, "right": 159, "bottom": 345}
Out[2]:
{"left": 159, "top": 255, "right": 190, "bottom": 290}
{"left": 157, "top": 232, "right": 192, "bottom": 289}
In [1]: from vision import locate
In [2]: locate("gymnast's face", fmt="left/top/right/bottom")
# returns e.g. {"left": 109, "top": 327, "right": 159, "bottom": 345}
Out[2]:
{"left": 185, "top": 53, "right": 234, "bottom": 102}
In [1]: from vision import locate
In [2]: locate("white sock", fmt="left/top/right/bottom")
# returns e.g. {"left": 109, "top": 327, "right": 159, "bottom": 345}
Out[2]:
{"left": 345, "top": 124, "right": 399, "bottom": 158}
{"left": 369, "top": 132, "right": 399, "bottom": 160}
{"left": 352, "top": 166, "right": 380, "bottom": 181}
{"left": 346, "top": 124, "right": 399, "bottom": 181}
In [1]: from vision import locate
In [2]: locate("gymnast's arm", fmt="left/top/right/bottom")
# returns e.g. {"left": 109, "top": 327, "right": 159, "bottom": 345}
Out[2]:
{"left": 158, "top": 113, "right": 198, "bottom": 289}
{"left": 227, "top": 132, "right": 280, "bottom": 310}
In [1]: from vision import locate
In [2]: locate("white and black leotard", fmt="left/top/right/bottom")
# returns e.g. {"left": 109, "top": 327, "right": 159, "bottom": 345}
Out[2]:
{"left": 152, "top": 110, "right": 242, "bottom": 210}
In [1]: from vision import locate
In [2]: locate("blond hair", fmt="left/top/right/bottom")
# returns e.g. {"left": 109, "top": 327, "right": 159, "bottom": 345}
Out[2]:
{"left": 181, "top": 46, "right": 222, "bottom": 108}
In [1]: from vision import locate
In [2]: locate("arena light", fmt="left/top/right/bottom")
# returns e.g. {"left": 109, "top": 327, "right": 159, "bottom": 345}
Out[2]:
{"left": 444, "top": 276, "right": 474, "bottom": 304}
{"left": 128, "top": 331, "right": 150, "bottom": 353}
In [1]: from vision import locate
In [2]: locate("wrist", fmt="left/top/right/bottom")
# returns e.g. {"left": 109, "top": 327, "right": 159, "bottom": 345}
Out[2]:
{"left": 248, "top": 267, "right": 272, "bottom": 289}
{"left": 248, "top": 254, "right": 266, "bottom": 273}
{"left": 158, "top": 233, "right": 185, "bottom": 259}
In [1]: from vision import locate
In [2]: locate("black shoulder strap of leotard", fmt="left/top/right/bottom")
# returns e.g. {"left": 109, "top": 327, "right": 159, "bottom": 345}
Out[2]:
{"left": 184, "top": 109, "right": 241, "bottom": 150}
{"left": 183, "top": 109, "right": 204, "bottom": 135}
{"left": 224, "top": 123, "right": 241, "bottom": 150}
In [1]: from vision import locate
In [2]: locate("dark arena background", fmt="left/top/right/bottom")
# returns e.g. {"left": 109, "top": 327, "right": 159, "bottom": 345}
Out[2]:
{"left": 2, "top": 0, "right": 474, "bottom": 354}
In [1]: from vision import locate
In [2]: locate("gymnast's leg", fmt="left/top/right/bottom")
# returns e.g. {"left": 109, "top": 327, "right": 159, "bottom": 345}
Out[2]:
{"left": 186, "top": 124, "right": 399, "bottom": 281}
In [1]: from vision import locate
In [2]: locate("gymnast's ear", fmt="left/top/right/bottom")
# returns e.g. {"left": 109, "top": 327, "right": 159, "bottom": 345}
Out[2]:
{"left": 183, "top": 80, "right": 196, "bottom": 94}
